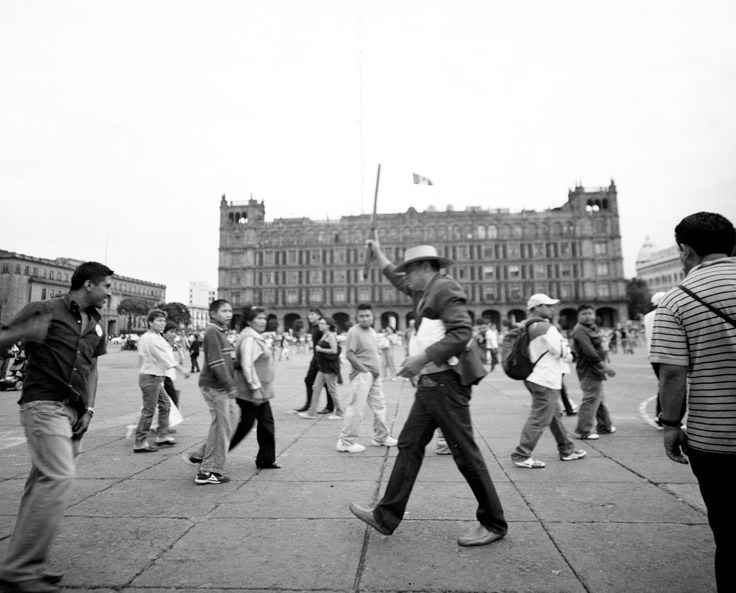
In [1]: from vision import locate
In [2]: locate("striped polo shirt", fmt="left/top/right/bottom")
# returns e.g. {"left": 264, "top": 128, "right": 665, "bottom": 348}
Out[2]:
{"left": 650, "top": 256, "right": 736, "bottom": 454}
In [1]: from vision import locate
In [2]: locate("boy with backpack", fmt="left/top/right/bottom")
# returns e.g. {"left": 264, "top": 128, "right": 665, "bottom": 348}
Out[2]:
{"left": 509, "top": 294, "right": 587, "bottom": 469}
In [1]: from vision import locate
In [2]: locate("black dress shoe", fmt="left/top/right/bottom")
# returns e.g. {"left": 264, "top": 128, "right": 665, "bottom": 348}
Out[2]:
{"left": 317, "top": 408, "right": 334, "bottom": 415}
{"left": 256, "top": 461, "right": 282, "bottom": 469}
{"left": 294, "top": 405, "right": 309, "bottom": 413}
{"left": 349, "top": 502, "right": 392, "bottom": 535}
{"left": 42, "top": 572, "right": 63, "bottom": 584}
{"left": 0, "top": 578, "right": 59, "bottom": 593}
{"left": 457, "top": 523, "right": 505, "bottom": 547}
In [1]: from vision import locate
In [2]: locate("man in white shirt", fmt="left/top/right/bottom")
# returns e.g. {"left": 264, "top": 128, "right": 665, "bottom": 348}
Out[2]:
{"left": 643, "top": 291, "right": 666, "bottom": 427}
{"left": 511, "top": 294, "right": 586, "bottom": 469}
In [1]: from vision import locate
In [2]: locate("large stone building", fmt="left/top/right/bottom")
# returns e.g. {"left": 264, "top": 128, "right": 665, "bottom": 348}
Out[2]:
{"left": 0, "top": 250, "right": 166, "bottom": 335}
{"left": 217, "top": 182, "right": 628, "bottom": 332}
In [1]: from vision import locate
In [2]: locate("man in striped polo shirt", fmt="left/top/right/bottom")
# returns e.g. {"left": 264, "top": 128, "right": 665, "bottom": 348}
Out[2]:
{"left": 650, "top": 211, "right": 736, "bottom": 593}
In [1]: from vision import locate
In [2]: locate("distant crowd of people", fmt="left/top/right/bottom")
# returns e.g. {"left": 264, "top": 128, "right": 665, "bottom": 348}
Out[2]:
{"left": 0, "top": 211, "right": 734, "bottom": 592}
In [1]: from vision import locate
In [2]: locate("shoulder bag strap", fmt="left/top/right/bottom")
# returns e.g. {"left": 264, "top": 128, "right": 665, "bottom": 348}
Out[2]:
{"left": 678, "top": 284, "right": 736, "bottom": 329}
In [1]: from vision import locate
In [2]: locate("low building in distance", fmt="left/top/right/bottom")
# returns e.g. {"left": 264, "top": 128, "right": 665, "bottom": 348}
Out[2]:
{"left": 188, "top": 280, "right": 216, "bottom": 330}
{"left": 0, "top": 250, "right": 165, "bottom": 335}
{"left": 635, "top": 238, "right": 686, "bottom": 294}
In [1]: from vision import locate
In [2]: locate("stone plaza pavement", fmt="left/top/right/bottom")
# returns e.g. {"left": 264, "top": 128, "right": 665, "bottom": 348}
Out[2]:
{"left": 0, "top": 347, "right": 716, "bottom": 593}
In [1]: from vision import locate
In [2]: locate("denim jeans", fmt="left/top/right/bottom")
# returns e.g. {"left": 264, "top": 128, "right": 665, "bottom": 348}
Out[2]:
{"left": 0, "top": 401, "right": 80, "bottom": 582}
{"left": 512, "top": 381, "right": 575, "bottom": 461}
{"left": 303, "top": 356, "right": 337, "bottom": 409}
{"left": 373, "top": 370, "right": 507, "bottom": 536}
{"left": 689, "top": 448, "right": 736, "bottom": 593}
{"left": 229, "top": 399, "right": 276, "bottom": 466}
{"left": 575, "top": 376, "right": 612, "bottom": 435}
{"left": 191, "top": 387, "right": 237, "bottom": 475}
{"left": 338, "top": 372, "right": 389, "bottom": 447}
{"left": 134, "top": 374, "right": 170, "bottom": 447}
{"left": 306, "top": 372, "right": 342, "bottom": 415}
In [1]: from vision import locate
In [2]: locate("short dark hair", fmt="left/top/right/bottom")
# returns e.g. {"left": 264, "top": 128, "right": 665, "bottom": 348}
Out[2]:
{"left": 675, "top": 212, "right": 736, "bottom": 257}
{"left": 479, "top": 317, "right": 490, "bottom": 326}
{"left": 241, "top": 304, "right": 266, "bottom": 324}
{"left": 320, "top": 316, "right": 336, "bottom": 332}
{"left": 357, "top": 303, "right": 372, "bottom": 313}
{"left": 147, "top": 309, "right": 167, "bottom": 324}
{"left": 164, "top": 321, "right": 178, "bottom": 333}
{"left": 308, "top": 307, "right": 322, "bottom": 316}
{"left": 209, "top": 299, "right": 230, "bottom": 315}
{"left": 70, "top": 262, "right": 114, "bottom": 291}
{"left": 577, "top": 304, "right": 595, "bottom": 313}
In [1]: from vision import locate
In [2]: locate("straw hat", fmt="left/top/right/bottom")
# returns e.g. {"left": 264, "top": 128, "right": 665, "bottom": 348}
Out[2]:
{"left": 394, "top": 245, "right": 453, "bottom": 274}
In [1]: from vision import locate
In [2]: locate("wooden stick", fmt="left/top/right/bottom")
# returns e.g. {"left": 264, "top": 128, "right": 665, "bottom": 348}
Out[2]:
{"left": 362, "top": 164, "right": 381, "bottom": 280}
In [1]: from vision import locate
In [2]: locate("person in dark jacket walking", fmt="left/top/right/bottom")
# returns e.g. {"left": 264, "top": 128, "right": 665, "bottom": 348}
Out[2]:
{"left": 349, "top": 241, "right": 507, "bottom": 547}
{"left": 571, "top": 304, "right": 616, "bottom": 440}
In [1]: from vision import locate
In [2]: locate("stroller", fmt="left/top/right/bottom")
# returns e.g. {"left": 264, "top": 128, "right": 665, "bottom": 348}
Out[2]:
{"left": 0, "top": 355, "right": 27, "bottom": 391}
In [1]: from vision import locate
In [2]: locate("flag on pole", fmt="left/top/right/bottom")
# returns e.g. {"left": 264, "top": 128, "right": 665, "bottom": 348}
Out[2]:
{"left": 412, "top": 173, "right": 433, "bottom": 186}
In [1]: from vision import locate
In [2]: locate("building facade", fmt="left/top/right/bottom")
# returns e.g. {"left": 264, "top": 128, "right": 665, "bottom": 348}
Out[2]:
{"left": 0, "top": 250, "right": 166, "bottom": 335}
{"left": 217, "top": 182, "right": 628, "bottom": 332}
{"left": 188, "top": 280, "right": 216, "bottom": 330}
{"left": 635, "top": 238, "right": 686, "bottom": 295}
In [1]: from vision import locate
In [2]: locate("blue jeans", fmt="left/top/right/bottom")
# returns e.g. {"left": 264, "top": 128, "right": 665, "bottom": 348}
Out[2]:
{"left": 191, "top": 387, "right": 237, "bottom": 475}
{"left": 575, "top": 375, "right": 612, "bottom": 435}
{"left": 372, "top": 370, "right": 507, "bottom": 536}
{"left": 689, "top": 448, "right": 736, "bottom": 592}
{"left": 512, "top": 381, "right": 575, "bottom": 461}
{"left": 134, "top": 374, "right": 170, "bottom": 447}
{"left": 0, "top": 401, "right": 80, "bottom": 582}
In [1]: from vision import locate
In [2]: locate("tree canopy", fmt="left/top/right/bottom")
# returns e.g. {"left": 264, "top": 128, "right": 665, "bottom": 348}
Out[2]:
{"left": 626, "top": 278, "right": 651, "bottom": 321}
{"left": 116, "top": 298, "right": 150, "bottom": 316}
{"left": 157, "top": 302, "right": 191, "bottom": 326}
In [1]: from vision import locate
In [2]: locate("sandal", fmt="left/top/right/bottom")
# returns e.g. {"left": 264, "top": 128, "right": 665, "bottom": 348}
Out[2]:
{"left": 513, "top": 458, "right": 546, "bottom": 469}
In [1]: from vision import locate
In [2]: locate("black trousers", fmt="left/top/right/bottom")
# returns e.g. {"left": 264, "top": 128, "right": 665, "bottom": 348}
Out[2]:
{"left": 559, "top": 377, "right": 575, "bottom": 414}
{"left": 163, "top": 376, "right": 179, "bottom": 408}
{"left": 373, "top": 370, "right": 507, "bottom": 536}
{"left": 229, "top": 399, "right": 276, "bottom": 466}
{"left": 690, "top": 448, "right": 736, "bottom": 593}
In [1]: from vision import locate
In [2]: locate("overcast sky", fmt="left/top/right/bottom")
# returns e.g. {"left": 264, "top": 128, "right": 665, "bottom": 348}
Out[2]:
{"left": 2, "top": 1, "right": 735, "bottom": 303}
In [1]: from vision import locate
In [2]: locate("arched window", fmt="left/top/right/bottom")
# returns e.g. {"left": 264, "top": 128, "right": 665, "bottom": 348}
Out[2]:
{"left": 476, "top": 225, "right": 486, "bottom": 240}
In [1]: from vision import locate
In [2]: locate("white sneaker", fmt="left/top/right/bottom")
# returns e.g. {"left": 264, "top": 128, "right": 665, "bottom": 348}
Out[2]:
{"left": 560, "top": 449, "right": 587, "bottom": 461}
{"left": 337, "top": 441, "right": 366, "bottom": 453}
{"left": 371, "top": 436, "right": 398, "bottom": 447}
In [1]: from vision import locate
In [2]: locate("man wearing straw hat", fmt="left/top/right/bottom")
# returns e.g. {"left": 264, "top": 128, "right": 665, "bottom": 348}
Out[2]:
{"left": 349, "top": 241, "right": 507, "bottom": 547}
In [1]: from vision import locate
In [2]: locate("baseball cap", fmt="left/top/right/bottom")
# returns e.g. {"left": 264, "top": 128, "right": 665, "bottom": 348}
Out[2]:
{"left": 527, "top": 293, "right": 560, "bottom": 309}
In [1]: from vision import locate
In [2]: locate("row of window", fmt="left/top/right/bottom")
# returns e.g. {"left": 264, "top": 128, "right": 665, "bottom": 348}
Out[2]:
{"left": 235, "top": 219, "right": 586, "bottom": 247}
{"left": 231, "top": 261, "right": 611, "bottom": 288}
{"left": 2, "top": 263, "right": 70, "bottom": 281}
{"left": 0, "top": 262, "right": 163, "bottom": 299}
{"left": 234, "top": 240, "right": 609, "bottom": 268}
{"left": 228, "top": 282, "right": 613, "bottom": 308}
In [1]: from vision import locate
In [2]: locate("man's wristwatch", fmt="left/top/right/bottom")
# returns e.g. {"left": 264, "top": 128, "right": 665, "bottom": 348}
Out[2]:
{"left": 85, "top": 407, "right": 95, "bottom": 417}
